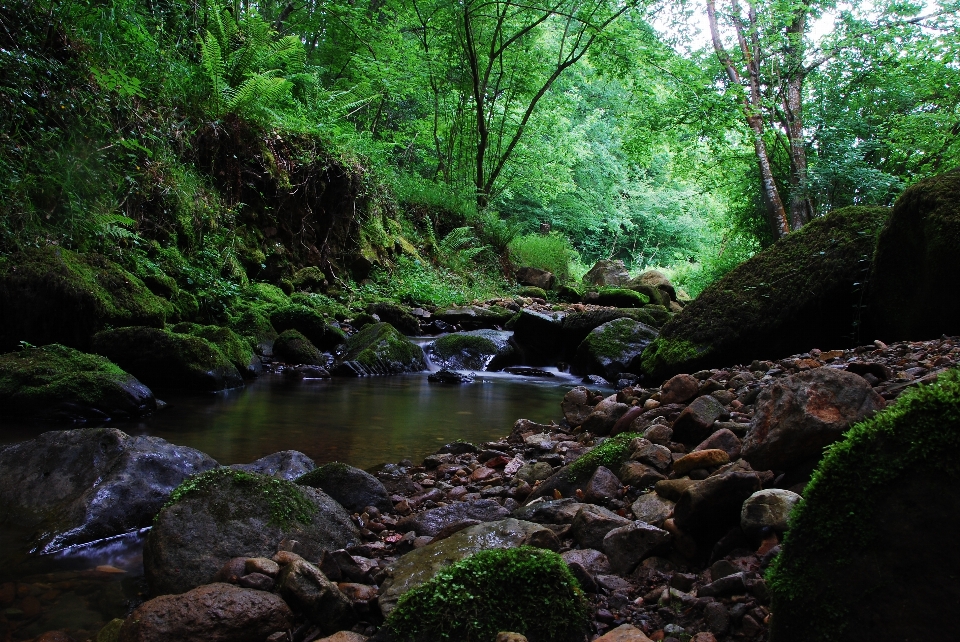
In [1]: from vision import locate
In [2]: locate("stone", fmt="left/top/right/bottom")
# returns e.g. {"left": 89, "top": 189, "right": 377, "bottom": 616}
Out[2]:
{"left": 618, "top": 462, "right": 666, "bottom": 488}
{"left": 582, "top": 260, "right": 631, "bottom": 287}
{"left": 296, "top": 463, "right": 393, "bottom": 513}
{"left": 602, "top": 522, "right": 671, "bottom": 574}
{"left": 631, "top": 493, "right": 675, "bottom": 527}
{"left": 516, "top": 266, "right": 556, "bottom": 291}
{"left": 561, "top": 548, "right": 612, "bottom": 575}
{"left": 0, "top": 428, "right": 216, "bottom": 562}
{"left": 495, "top": 633, "right": 529, "bottom": 642}
{"left": 271, "top": 304, "right": 348, "bottom": 351}
{"left": 584, "top": 466, "right": 622, "bottom": 503}
{"left": 515, "top": 462, "right": 555, "bottom": 485}
{"left": 691, "top": 633, "right": 718, "bottom": 642}
{"left": 693, "top": 429, "right": 742, "bottom": 460}
{"left": 698, "top": 572, "right": 748, "bottom": 598}
{"left": 432, "top": 305, "right": 514, "bottom": 331}
{"left": 237, "top": 572, "right": 274, "bottom": 591}
{"left": 594, "top": 623, "right": 654, "bottom": 641}
{"left": 145, "top": 469, "right": 359, "bottom": 595}
{"left": 332, "top": 322, "right": 426, "bottom": 375}
{"left": 659, "top": 374, "right": 700, "bottom": 405}
{"left": 654, "top": 478, "right": 699, "bottom": 502}
{"left": 396, "top": 499, "right": 510, "bottom": 537}
{"left": 428, "top": 330, "right": 516, "bottom": 371}
{"left": 581, "top": 402, "right": 631, "bottom": 436}
{"left": 632, "top": 443, "right": 673, "bottom": 471}
{"left": 276, "top": 558, "right": 352, "bottom": 631}
{"left": 643, "top": 423, "right": 674, "bottom": 445}
{"left": 572, "top": 318, "right": 659, "bottom": 380}
{"left": 117, "top": 583, "right": 292, "bottom": 642}
{"left": 318, "top": 632, "right": 368, "bottom": 642}
{"left": 571, "top": 504, "right": 631, "bottom": 549}
{"left": 742, "top": 368, "right": 885, "bottom": 471}
{"left": 672, "top": 395, "right": 725, "bottom": 446}
{"left": 377, "top": 518, "right": 553, "bottom": 615}
{"left": 231, "top": 451, "right": 316, "bottom": 481}
{"left": 366, "top": 302, "right": 420, "bottom": 336}
{"left": 674, "top": 470, "right": 761, "bottom": 548}
{"left": 511, "top": 498, "right": 584, "bottom": 524}
{"left": 172, "top": 324, "right": 262, "bottom": 378}
{"left": 673, "top": 450, "right": 730, "bottom": 475}
{"left": 245, "top": 557, "right": 281, "bottom": 577}
{"left": 631, "top": 270, "right": 677, "bottom": 300}
{"left": 509, "top": 309, "right": 565, "bottom": 365}
{"left": 741, "top": 489, "right": 802, "bottom": 536}
{"left": 561, "top": 386, "right": 596, "bottom": 428}
{"left": 273, "top": 329, "right": 326, "bottom": 366}
{"left": 703, "top": 601, "right": 731, "bottom": 634}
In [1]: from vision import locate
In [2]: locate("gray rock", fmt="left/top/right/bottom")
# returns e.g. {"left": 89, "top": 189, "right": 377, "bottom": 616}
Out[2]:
{"left": 428, "top": 329, "right": 516, "bottom": 371}
{"left": 0, "top": 428, "right": 216, "bottom": 563}
{"left": 630, "top": 493, "right": 675, "bottom": 527}
{"left": 572, "top": 318, "right": 658, "bottom": 380}
{"left": 582, "top": 260, "right": 630, "bottom": 287}
{"left": 584, "top": 466, "right": 622, "bottom": 503}
{"left": 740, "top": 488, "right": 802, "bottom": 536}
{"left": 378, "top": 518, "right": 551, "bottom": 615}
{"left": 618, "top": 462, "right": 666, "bottom": 488}
{"left": 602, "top": 522, "right": 671, "bottom": 574}
{"left": 561, "top": 548, "right": 613, "bottom": 575}
{"left": 693, "top": 429, "right": 742, "bottom": 460}
{"left": 674, "top": 470, "right": 761, "bottom": 547}
{"left": 703, "top": 601, "right": 731, "bottom": 634}
{"left": 643, "top": 423, "right": 674, "bottom": 445}
{"left": 631, "top": 443, "right": 673, "bottom": 471}
{"left": 698, "top": 572, "right": 748, "bottom": 598}
{"left": 331, "top": 323, "right": 426, "bottom": 376}
{"left": 276, "top": 558, "right": 352, "bottom": 631}
{"left": 742, "top": 368, "right": 885, "bottom": 471}
{"left": 231, "top": 451, "right": 316, "bottom": 481}
{"left": 397, "top": 499, "right": 510, "bottom": 537}
{"left": 672, "top": 395, "right": 725, "bottom": 446}
{"left": 515, "top": 462, "right": 555, "bottom": 485}
{"left": 561, "top": 387, "right": 596, "bottom": 428}
{"left": 571, "top": 504, "right": 631, "bottom": 549}
{"left": 512, "top": 498, "right": 584, "bottom": 524}
{"left": 296, "top": 462, "right": 392, "bottom": 513}
{"left": 516, "top": 266, "right": 556, "bottom": 291}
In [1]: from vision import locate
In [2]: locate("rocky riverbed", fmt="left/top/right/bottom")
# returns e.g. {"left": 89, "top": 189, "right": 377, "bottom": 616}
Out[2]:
{"left": 1, "top": 335, "right": 958, "bottom": 642}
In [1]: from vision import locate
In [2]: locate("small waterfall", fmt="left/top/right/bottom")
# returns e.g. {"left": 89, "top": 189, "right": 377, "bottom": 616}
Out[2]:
{"left": 409, "top": 336, "right": 440, "bottom": 371}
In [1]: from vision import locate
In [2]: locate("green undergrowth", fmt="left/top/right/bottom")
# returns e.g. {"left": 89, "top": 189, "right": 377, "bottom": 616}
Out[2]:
{"left": 767, "top": 368, "right": 960, "bottom": 639}
{"left": 357, "top": 256, "right": 508, "bottom": 308}
{"left": 508, "top": 232, "right": 578, "bottom": 284}
{"left": 568, "top": 432, "right": 642, "bottom": 480}
{"left": 387, "top": 546, "right": 588, "bottom": 642}
{"left": 160, "top": 467, "right": 315, "bottom": 528}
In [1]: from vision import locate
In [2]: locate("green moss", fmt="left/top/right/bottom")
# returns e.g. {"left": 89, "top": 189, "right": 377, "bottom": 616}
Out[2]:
{"left": 340, "top": 322, "right": 425, "bottom": 373}
{"left": 160, "top": 467, "right": 315, "bottom": 528}
{"left": 291, "top": 291, "right": 351, "bottom": 321}
{"left": 271, "top": 304, "right": 347, "bottom": 351}
{"left": 639, "top": 337, "right": 710, "bottom": 379}
{"left": 295, "top": 461, "right": 350, "bottom": 487}
{"left": 273, "top": 329, "right": 325, "bottom": 366}
{"left": 432, "top": 334, "right": 498, "bottom": 360}
{"left": 767, "top": 368, "right": 960, "bottom": 640}
{"left": 579, "top": 318, "right": 656, "bottom": 360}
{"left": 387, "top": 546, "right": 588, "bottom": 642}
{"left": 568, "top": 432, "right": 642, "bottom": 480}
{"left": 291, "top": 266, "right": 328, "bottom": 292}
{"left": 596, "top": 287, "right": 649, "bottom": 308}
{"left": 243, "top": 282, "right": 290, "bottom": 308}
{"left": 517, "top": 286, "right": 548, "bottom": 298}
{"left": 173, "top": 324, "right": 255, "bottom": 374}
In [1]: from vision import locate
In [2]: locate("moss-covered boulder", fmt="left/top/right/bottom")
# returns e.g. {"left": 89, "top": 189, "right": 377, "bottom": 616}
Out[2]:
{"left": 433, "top": 305, "right": 515, "bottom": 331}
{"left": 91, "top": 327, "right": 243, "bottom": 392}
{"left": 172, "top": 324, "right": 261, "bottom": 378}
{"left": 270, "top": 304, "right": 347, "bottom": 352}
{"left": 331, "top": 322, "right": 426, "bottom": 376}
{"left": 0, "top": 344, "right": 156, "bottom": 422}
{"left": 228, "top": 308, "right": 279, "bottom": 356}
{"left": 291, "top": 266, "right": 328, "bottom": 292}
{"left": 428, "top": 329, "right": 516, "bottom": 371}
{"left": 367, "top": 301, "right": 421, "bottom": 335}
{"left": 510, "top": 309, "right": 565, "bottom": 365}
{"left": 595, "top": 287, "right": 649, "bottom": 308}
{"left": 525, "top": 433, "right": 642, "bottom": 504}
{"left": 145, "top": 468, "right": 359, "bottom": 595}
{"left": 517, "top": 285, "right": 548, "bottom": 299}
{"left": 273, "top": 329, "right": 326, "bottom": 366}
{"left": 767, "top": 369, "right": 960, "bottom": 642}
{"left": 572, "top": 318, "right": 658, "bottom": 380}
{"left": 867, "top": 169, "right": 960, "bottom": 341}
{"left": 640, "top": 206, "right": 890, "bottom": 382}
{"left": 296, "top": 462, "right": 392, "bottom": 513}
{"left": 386, "top": 546, "right": 588, "bottom": 642}
{"left": 0, "top": 246, "right": 168, "bottom": 352}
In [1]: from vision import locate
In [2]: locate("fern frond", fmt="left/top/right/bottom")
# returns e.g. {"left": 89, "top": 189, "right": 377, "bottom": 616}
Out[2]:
{"left": 200, "top": 31, "right": 226, "bottom": 115}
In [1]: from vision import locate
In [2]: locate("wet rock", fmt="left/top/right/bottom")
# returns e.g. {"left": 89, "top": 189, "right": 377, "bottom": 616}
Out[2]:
{"left": 741, "top": 489, "right": 802, "bottom": 537}
{"left": 427, "top": 369, "right": 475, "bottom": 384}
{"left": 516, "top": 267, "right": 556, "bottom": 291}
{"left": 630, "top": 493, "right": 675, "bottom": 527}
{"left": 618, "top": 462, "right": 666, "bottom": 488}
{"left": 0, "top": 428, "right": 216, "bottom": 562}
{"left": 660, "top": 374, "right": 701, "bottom": 405}
{"left": 117, "top": 583, "right": 292, "bottom": 642}
{"left": 271, "top": 305, "right": 348, "bottom": 352}
{"left": 572, "top": 318, "right": 658, "bottom": 380}
{"left": 378, "top": 518, "right": 552, "bottom": 615}
{"left": 429, "top": 330, "right": 516, "bottom": 371}
{"left": 561, "top": 386, "right": 596, "bottom": 428}
{"left": 366, "top": 302, "right": 420, "bottom": 336}
{"left": 511, "top": 498, "right": 584, "bottom": 524}
{"left": 296, "top": 462, "right": 392, "bottom": 513}
{"left": 231, "top": 451, "right": 315, "bottom": 481}
{"left": 397, "top": 499, "right": 510, "bottom": 537}
{"left": 145, "top": 469, "right": 359, "bottom": 595}
{"left": 672, "top": 395, "right": 725, "bottom": 446}
{"left": 584, "top": 465, "right": 623, "bottom": 503}
{"left": 276, "top": 558, "right": 352, "bottom": 631}
{"left": 561, "top": 548, "right": 612, "bottom": 576}
{"left": 693, "top": 429, "right": 742, "bottom": 460}
{"left": 602, "top": 521, "right": 671, "bottom": 574}
{"left": 643, "top": 423, "right": 674, "bottom": 445}
{"left": 332, "top": 323, "right": 426, "bottom": 376}
{"left": 654, "top": 478, "right": 699, "bottom": 502}
{"left": 631, "top": 442, "right": 673, "bottom": 471}
{"left": 698, "top": 572, "right": 748, "bottom": 598}
{"left": 432, "top": 305, "right": 514, "bottom": 331}
{"left": 273, "top": 329, "right": 326, "bottom": 366}
{"left": 571, "top": 504, "right": 631, "bottom": 549}
{"left": 515, "top": 462, "right": 555, "bottom": 485}
{"left": 673, "top": 449, "right": 730, "bottom": 475}
{"left": 172, "top": 324, "right": 262, "bottom": 379}
{"left": 503, "top": 366, "right": 555, "bottom": 377}
{"left": 742, "top": 368, "right": 885, "bottom": 471}
{"left": 674, "top": 470, "right": 761, "bottom": 548}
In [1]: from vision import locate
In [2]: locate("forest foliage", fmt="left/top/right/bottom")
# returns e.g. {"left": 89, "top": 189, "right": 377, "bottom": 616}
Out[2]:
{"left": 0, "top": 0, "right": 957, "bottom": 303}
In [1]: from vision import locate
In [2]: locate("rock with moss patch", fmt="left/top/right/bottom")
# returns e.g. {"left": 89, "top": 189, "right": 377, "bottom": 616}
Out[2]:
{"left": 273, "top": 329, "right": 326, "bottom": 366}
{"left": 0, "top": 428, "right": 216, "bottom": 567}
{"left": 595, "top": 288, "right": 649, "bottom": 308}
{"left": 296, "top": 462, "right": 392, "bottom": 513}
{"left": 572, "top": 318, "right": 658, "bottom": 380}
{"left": 228, "top": 308, "right": 279, "bottom": 356}
{"left": 291, "top": 266, "right": 328, "bottom": 292}
{"left": 582, "top": 260, "right": 630, "bottom": 287}
{"left": 271, "top": 304, "right": 346, "bottom": 352}
{"left": 428, "top": 330, "right": 516, "bottom": 371}
{"left": 172, "top": 324, "right": 261, "bottom": 378}
{"left": 0, "top": 246, "right": 168, "bottom": 352}
{"left": 516, "top": 267, "right": 556, "bottom": 291}
{"left": 867, "top": 169, "right": 960, "bottom": 341}
{"left": 91, "top": 327, "right": 243, "bottom": 392}
{"left": 433, "top": 305, "right": 515, "bottom": 331}
{"left": 231, "top": 450, "right": 316, "bottom": 481}
{"left": 331, "top": 322, "right": 426, "bottom": 376}
{"left": 525, "top": 433, "right": 642, "bottom": 504}
{"left": 640, "top": 206, "right": 890, "bottom": 381}
{"left": 517, "top": 286, "right": 548, "bottom": 299}
{"left": 367, "top": 302, "right": 421, "bottom": 335}
{"left": 385, "top": 545, "right": 588, "bottom": 642}
{"left": 0, "top": 344, "right": 155, "bottom": 422}
{"left": 145, "top": 468, "right": 359, "bottom": 595}
{"left": 768, "top": 368, "right": 960, "bottom": 642}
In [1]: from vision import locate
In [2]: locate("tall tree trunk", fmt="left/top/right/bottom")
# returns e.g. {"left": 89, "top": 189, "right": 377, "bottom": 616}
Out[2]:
{"left": 782, "top": 5, "right": 812, "bottom": 229}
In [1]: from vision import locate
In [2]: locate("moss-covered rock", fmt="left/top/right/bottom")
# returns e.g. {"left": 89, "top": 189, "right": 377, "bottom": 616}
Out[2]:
{"left": 228, "top": 308, "right": 278, "bottom": 356}
{"left": 428, "top": 330, "right": 516, "bottom": 371}
{"left": 270, "top": 304, "right": 347, "bottom": 352}
{"left": 386, "top": 546, "right": 588, "bottom": 642}
{"left": 433, "top": 305, "right": 515, "bottom": 331}
{"left": 367, "top": 301, "right": 421, "bottom": 335}
{"left": 291, "top": 266, "right": 328, "bottom": 292}
{"left": 332, "top": 322, "right": 426, "bottom": 376}
{"left": 0, "top": 344, "right": 156, "bottom": 422}
{"left": 525, "top": 433, "right": 643, "bottom": 503}
{"left": 517, "top": 285, "right": 548, "bottom": 299}
{"left": 273, "top": 329, "right": 325, "bottom": 366}
{"left": 243, "top": 282, "right": 290, "bottom": 308}
{"left": 0, "top": 246, "right": 168, "bottom": 351}
{"left": 91, "top": 327, "right": 243, "bottom": 392}
{"left": 867, "top": 169, "right": 960, "bottom": 341}
{"left": 172, "top": 324, "right": 261, "bottom": 378}
{"left": 557, "top": 284, "right": 583, "bottom": 303}
{"left": 572, "top": 318, "right": 658, "bottom": 379}
{"left": 768, "top": 369, "right": 960, "bottom": 642}
{"left": 595, "top": 287, "right": 649, "bottom": 308}
{"left": 640, "top": 206, "right": 890, "bottom": 382}
{"left": 290, "top": 292, "right": 351, "bottom": 321}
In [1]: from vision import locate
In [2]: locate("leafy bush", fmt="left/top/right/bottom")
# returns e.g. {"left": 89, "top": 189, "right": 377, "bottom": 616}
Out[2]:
{"left": 508, "top": 232, "right": 577, "bottom": 283}
{"left": 359, "top": 256, "right": 506, "bottom": 308}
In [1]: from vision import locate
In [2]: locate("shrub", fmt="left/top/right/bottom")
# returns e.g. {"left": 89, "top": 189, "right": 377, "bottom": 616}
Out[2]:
{"left": 508, "top": 232, "right": 577, "bottom": 283}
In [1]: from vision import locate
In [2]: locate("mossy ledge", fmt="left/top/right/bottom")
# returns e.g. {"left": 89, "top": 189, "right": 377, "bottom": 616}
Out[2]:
{"left": 160, "top": 467, "right": 315, "bottom": 528}
{"left": 568, "top": 432, "right": 642, "bottom": 480}
{"left": 767, "top": 368, "right": 960, "bottom": 641}
{"left": 386, "top": 546, "right": 588, "bottom": 642}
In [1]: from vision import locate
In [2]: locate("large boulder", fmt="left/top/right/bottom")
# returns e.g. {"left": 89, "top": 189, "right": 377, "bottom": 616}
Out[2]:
{"left": 118, "top": 583, "right": 292, "bottom": 642}
{"left": 0, "top": 344, "right": 155, "bottom": 422}
{"left": 295, "top": 462, "right": 392, "bottom": 513}
{"left": 145, "top": 468, "right": 359, "bottom": 595}
{"left": 171, "top": 324, "right": 261, "bottom": 378}
{"left": 768, "top": 368, "right": 960, "bottom": 642}
{"left": 582, "top": 260, "right": 630, "bottom": 287}
{"left": 428, "top": 329, "right": 516, "bottom": 371}
{"left": 367, "top": 302, "right": 421, "bottom": 336}
{"left": 0, "top": 428, "right": 216, "bottom": 566}
{"left": 0, "top": 246, "right": 167, "bottom": 352}
{"left": 270, "top": 304, "right": 347, "bottom": 352}
{"left": 432, "top": 305, "right": 514, "bottom": 331}
{"left": 91, "top": 327, "right": 243, "bottom": 392}
{"left": 331, "top": 322, "right": 426, "bottom": 375}
{"left": 230, "top": 450, "right": 316, "bottom": 481}
{"left": 639, "top": 206, "right": 890, "bottom": 381}
{"left": 867, "top": 169, "right": 960, "bottom": 341}
{"left": 516, "top": 266, "right": 557, "bottom": 291}
{"left": 377, "top": 518, "right": 558, "bottom": 616}
{"left": 272, "top": 329, "right": 326, "bottom": 366}
{"left": 572, "top": 318, "right": 658, "bottom": 380}
{"left": 742, "top": 368, "right": 885, "bottom": 472}
{"left": 510, "top": 309, "right": 565, "bottom": 365}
